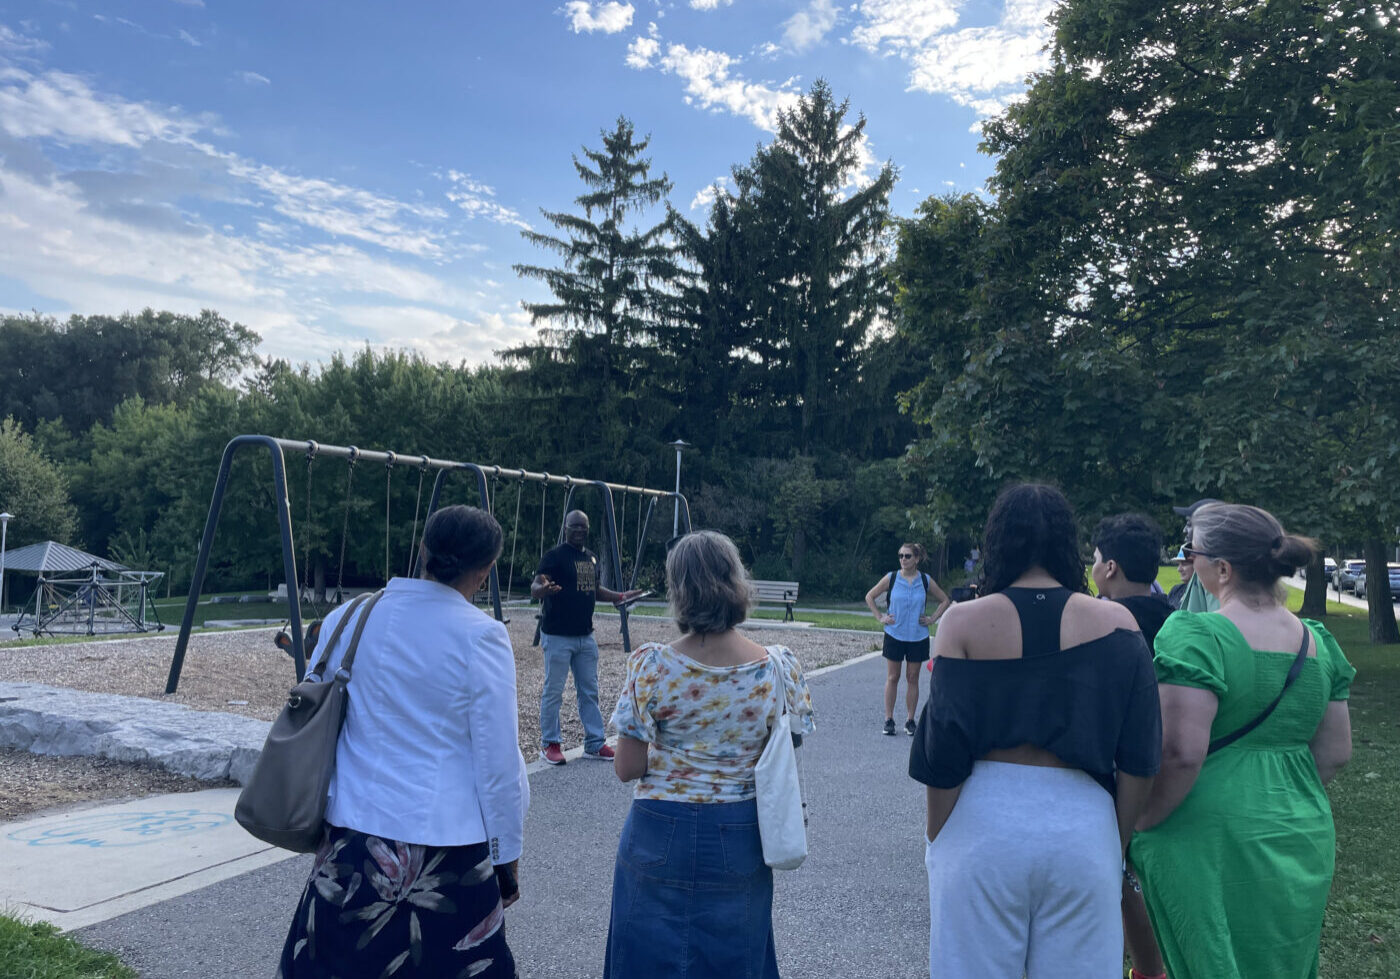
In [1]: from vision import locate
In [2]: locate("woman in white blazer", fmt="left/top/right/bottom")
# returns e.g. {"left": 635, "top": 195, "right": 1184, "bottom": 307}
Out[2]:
{"left": 279, "top": 505, "right": 529, "bottom": 979}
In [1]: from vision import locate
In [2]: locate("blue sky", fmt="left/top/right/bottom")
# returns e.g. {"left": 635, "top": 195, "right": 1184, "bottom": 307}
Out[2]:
{"left": 0, "top": 0, "right": 1054, "bottom": 365}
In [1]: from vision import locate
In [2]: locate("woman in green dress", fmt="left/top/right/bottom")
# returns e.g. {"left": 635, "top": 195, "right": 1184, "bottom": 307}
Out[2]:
{"left": 1132, "top": 503, "right": 1354, "bottom": 979}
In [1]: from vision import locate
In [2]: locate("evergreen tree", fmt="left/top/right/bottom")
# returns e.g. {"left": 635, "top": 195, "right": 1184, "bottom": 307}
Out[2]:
{"left": 507, "top": 117, "right": 682, "bottom": 476}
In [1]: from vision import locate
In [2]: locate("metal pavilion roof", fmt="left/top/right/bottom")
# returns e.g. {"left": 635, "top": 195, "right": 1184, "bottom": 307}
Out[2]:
{"left": 1, "top": 540, "right": 126, "bottom": 574}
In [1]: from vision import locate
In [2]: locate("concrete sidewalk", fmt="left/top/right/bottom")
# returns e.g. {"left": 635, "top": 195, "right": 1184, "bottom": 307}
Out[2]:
{"left": 65, "top": 653, "right": 929, "bottom": 978}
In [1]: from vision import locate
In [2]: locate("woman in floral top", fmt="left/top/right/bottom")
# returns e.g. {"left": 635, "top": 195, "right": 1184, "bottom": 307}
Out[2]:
{"left": 606, "top": 531, "right": 815, "bottom": 978}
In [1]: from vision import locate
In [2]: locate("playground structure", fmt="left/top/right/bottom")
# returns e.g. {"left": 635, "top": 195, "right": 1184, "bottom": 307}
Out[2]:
{"left": 164, "top": 435, "right": 692, "bottom": 693}
{"left": 12, "top": 564, "right": 165, "bottom": 637}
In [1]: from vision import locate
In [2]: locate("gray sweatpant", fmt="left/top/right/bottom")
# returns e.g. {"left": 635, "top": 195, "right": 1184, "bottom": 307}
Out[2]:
{"left": 925, "top": 760, "right": 1122, "bottom": 979}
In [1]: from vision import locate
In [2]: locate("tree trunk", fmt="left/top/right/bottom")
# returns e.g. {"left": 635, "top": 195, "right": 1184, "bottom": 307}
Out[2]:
{"left": 1298, "top": 550, "right": 1328, "bottom": 617}
{"left": 1363, "top": 537, "right": 1400, "bottom": 643}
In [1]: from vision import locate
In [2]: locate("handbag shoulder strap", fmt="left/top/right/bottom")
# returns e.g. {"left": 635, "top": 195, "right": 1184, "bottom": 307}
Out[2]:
{"left": 307, "top": 591, "right": 373, "bottom": 678}
{"left": 1207, "top": 621, "right": 1311, "bottom": 754}
{"left": 767, "top": 648, "right": 790, "bottom": 719}
{"left": 334, "top": 589, "right": 386, "bottom": 681}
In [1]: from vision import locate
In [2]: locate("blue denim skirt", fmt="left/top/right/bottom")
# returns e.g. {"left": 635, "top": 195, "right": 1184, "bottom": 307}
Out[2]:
{"left": 604, "top": 798, "right": 780, "bottom": 979}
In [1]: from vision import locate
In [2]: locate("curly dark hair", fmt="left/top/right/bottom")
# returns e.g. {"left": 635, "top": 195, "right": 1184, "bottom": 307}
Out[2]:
{"left": 980, "top": 483, "right": 1088, "bottom": 595}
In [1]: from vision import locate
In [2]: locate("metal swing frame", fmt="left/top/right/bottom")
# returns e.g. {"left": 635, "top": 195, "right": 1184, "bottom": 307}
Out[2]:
{"left": 164, "top": 435, "right": 692, "bottom": 693}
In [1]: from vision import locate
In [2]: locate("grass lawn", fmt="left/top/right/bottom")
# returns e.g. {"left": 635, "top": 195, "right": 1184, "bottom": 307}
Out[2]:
{"left": 0, "top": 915, "right": 136, "bottom": 979}
{"left": 620, "top": 603, "right": 885, "bottom": 632}
{"left": 1310, "top": 605, "right": 1400, "bottom": 977}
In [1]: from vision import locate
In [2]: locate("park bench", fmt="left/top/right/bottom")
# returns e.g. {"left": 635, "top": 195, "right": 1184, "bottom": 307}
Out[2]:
{"left": 752, "top": 579, "right": 800, "bottom": 622}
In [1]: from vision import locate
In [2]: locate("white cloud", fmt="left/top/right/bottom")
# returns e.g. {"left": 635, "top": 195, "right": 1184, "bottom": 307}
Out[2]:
{"left": 851, "top": 0, "right": 1053, "bottom": 119}
{"left": 851, "top": 0, "right": 962, "bottom": 53}
{"left": 0, "top": 23, "right": 50, "bottom": 54}
{"left": 169, "top": 0, "right": 206, "bottom": 7}
{"left": 689, "top": 0, "right": 733, "bottom": 9}
{"left": 442, "top": 170, "right": 530, "bottom": 231}
{"left": 234, "top": 70, "right": 270, "bottom": 85}
{"left": 563, "top": 2, "right": 635, "bottom": 34}
{"left": 689, "top": 177, "right": 731, "bottom": 211}
{"left": 625, "top": 35, "right": 659, "bottom": 69}
{"left": 177, "top": 28, "right": 201, "bottom": 47}
{"left": 783, "top": 0, "right": 840, "bottom": 52}
{"left": 0, "top": 68, "right": 202, "bottom": 147}
{"left": 635, "top": 41, "right": 801, "bottom": 131}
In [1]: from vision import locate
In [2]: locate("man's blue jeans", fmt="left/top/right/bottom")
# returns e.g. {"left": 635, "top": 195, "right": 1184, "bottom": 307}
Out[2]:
{"left": 539, "top": 632, "right": 606, "bottom": 752}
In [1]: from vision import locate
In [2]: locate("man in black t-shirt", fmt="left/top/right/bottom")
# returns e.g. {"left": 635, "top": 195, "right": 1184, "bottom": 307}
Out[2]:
{"left": 1091, "top": 513, "right": 1176, "bottom": 648}
{"left": 531, "top": 510, "right": 641, "bottom": 766}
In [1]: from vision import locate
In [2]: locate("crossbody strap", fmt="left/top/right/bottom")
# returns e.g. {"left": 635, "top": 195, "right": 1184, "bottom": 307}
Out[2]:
{"left": 768, "top": 648, "right": 790, "bottom": 721}
{"left": 307, "top": 591, "right": 373, "bottom": 679}
{"left": 1207, "top": 623, "right": 1312, "bottom": 754}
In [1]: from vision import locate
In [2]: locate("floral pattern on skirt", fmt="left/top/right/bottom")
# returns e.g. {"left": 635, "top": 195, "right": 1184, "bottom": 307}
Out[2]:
{"left": 278, "top": 826, "right": 516, "bottom": 979}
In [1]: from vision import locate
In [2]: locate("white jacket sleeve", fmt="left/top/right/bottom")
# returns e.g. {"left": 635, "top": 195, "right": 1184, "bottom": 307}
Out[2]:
{"left": 465, "top": 619, "right": 529, "bottom": 865}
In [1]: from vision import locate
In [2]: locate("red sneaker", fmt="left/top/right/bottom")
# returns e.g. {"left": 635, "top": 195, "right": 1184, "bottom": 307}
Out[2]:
{"left": 584, "top": 743, "right": 615, "bottom": 761}
{"left": 540, "top": 743, "right": 566, "bottom": 766}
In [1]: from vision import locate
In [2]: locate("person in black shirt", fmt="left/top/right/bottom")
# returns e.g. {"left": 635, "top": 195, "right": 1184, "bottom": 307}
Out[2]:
{"left": 531, "top": 510, "right": 641, "bottom": 766}
{"left": 1091, "top": 513, "right": 1176, "bottom": 648}
{"left": 909, "top": 484, "right": 1159, "bottom": 979}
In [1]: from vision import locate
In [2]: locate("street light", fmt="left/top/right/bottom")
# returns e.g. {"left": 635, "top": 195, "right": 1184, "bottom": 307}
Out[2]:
{"left": 0, "top": 512, "right": 12, "bottom": 620}
{"left": 668, "top": 440, "right": 691, "bottom": 538}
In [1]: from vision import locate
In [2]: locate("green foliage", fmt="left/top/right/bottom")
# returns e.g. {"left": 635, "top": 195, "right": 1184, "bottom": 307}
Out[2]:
{"left": 894, "top": 0, "right": 1400, "bottom": 632}
{"left": 0, "top": 308, "right": 258, "bottom": 433}
{"left": 0, "top": 417, "right": 78, "bottom": 547}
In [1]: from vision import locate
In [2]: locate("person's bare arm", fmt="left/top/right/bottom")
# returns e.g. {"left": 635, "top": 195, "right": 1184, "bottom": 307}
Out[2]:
{"left": 926, "top": 785, "right": 963, "bottom": 843}
{"left": 864, "top": 577, "right": 894, "bottom": 625}
{"left": 922, "top": 580, "right": 952, "bottom": 627}
{"left": 597, "top": 586, "right": 642, "bottom": 605}
{"left": 613, "top": 736, "right": 648, "bottom": 782}
{"left": 1136, "top": 684, "right": 1217, "bottom": 830}
{"left": 1310, "top": 701, "right": 1352, "bottom": 784}
{"left": 1114, "top": 772, "right": 1153, "bottom": 855}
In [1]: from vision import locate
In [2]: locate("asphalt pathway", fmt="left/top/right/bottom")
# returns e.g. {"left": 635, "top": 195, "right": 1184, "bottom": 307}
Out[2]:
{"left": 76, "top": 653, "right": 931, "bottom": 979}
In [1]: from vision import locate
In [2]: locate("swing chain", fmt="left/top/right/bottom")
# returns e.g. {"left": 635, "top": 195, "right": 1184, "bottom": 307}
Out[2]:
{"left": 384, "top": 452, "right": 396, "bottom": 585}
{"left": 333, "top": 447, "right": 358, "bottom": 604}
{"left": 406, "top": 458, "right": 429, "bottom": 577}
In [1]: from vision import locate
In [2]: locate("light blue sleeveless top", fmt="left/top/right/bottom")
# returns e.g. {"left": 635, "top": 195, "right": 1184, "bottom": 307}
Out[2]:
{"left": 886, "top": 572, "right": 929, "bottom": 642}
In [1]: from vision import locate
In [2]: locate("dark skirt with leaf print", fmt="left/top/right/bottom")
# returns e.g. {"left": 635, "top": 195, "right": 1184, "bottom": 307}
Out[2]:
{"left": 278, "top": 826, "right": 516, "bottom": 979}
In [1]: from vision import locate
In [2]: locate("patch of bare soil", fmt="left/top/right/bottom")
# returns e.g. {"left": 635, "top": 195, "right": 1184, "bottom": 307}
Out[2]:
{"left": 0, "top": 747, "right": 233, "bottom": 822}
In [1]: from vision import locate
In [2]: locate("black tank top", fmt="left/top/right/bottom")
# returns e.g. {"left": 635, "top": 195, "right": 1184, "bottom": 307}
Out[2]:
{"left": 1002, "top": 586, "right": 1072, "bottom": 658}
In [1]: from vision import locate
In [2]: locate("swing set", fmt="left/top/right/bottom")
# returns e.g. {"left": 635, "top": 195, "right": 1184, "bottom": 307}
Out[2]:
{"left": 164, "top": 435, "right": 692, "bottom": 693}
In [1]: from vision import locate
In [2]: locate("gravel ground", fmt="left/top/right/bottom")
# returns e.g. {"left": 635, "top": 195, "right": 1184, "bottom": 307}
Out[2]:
{"left": 0, "top": 747, "right": 234, "bottom": 821}
{"left": 0, "top": 611, "right": 878, "bottom": 772}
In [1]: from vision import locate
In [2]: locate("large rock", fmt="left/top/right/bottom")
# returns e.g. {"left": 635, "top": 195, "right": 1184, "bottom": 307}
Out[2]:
{"left": 0, "top": 682, "right": 270, "bottom": 784}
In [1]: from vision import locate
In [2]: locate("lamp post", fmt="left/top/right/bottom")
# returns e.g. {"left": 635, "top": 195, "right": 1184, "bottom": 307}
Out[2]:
{"left": 0, "top": 512, "right": 12, "bottom": 619}
{"left": 668, "top": 440, "right": 691, "bottom": 538}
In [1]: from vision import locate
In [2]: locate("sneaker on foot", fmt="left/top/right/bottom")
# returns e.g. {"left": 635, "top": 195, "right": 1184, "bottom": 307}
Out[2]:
{"left": 905, "top": 719, "right": 917, "bottom": 736}
{"left": 882, "top": 719, "right": 897, "bottom": 736}
{"left": 584, "top": 743, "right": 616, "bottom": 760}
{"left": 540, "top": 743, "right": 566, "bottom": 766}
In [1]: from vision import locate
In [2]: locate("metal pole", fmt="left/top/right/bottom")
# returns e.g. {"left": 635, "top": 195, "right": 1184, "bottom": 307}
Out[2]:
{"left": 0, "top": 513, "right": 10, "bottom": 621}
{"left": 673, "top": 446, "right": 681, "bottom": 538}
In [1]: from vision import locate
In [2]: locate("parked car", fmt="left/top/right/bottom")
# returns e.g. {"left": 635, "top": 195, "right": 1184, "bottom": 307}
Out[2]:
{"left": 1303, "top": 557, "right": 1339, "bottom": 583}
{"left": 1354, "top": 565, "right": 1400, "bottom": 602}
{"left": 1335, "top": 560, "right": 1367, "bottom": 592}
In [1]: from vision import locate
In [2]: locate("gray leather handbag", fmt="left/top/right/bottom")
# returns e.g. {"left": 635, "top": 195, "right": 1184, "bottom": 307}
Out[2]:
{"left": 235, "top": 588, "right": 383, "bottom": 851}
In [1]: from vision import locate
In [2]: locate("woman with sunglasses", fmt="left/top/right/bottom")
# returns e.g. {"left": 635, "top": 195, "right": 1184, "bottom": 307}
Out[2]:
{"left": 1131, "top": 503, "right": 1354, "bottom": 979}
{"left": 865, "top": 543, "right": 951, "bottom": 735}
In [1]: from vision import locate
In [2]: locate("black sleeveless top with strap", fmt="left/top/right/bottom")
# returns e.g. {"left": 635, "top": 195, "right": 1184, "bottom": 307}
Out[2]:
{"left": 909, "top": 587, "right": 1162, "bottom": 797}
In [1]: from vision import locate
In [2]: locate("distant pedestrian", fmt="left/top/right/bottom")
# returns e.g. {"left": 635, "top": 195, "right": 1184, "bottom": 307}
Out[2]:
{"left": 606, "top": 530, "right": 815, "bottom": 979}
{"left": 1167, "top": 548, "right": 1192, "bottom": 609}
{"left": 278, "top": 505, "right": 529, "bottom": 979}
{"left": 864, "top": 543, "right": 950, "bottom": 735}
{"left": 910, "top": 484, "right": 1160, "bottom": 978}
{"left": 532, "top": 510, "right": 642, "bottom": 766}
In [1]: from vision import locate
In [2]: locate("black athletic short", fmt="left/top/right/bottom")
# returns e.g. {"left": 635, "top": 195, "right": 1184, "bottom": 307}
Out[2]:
{"left": 882, "top": 633, "right": 930, "bottom": 663}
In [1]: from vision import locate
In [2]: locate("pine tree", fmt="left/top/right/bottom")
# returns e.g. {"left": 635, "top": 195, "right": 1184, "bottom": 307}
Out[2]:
{"left": 507, "top": 118, "right": 682, "bottom": 474}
